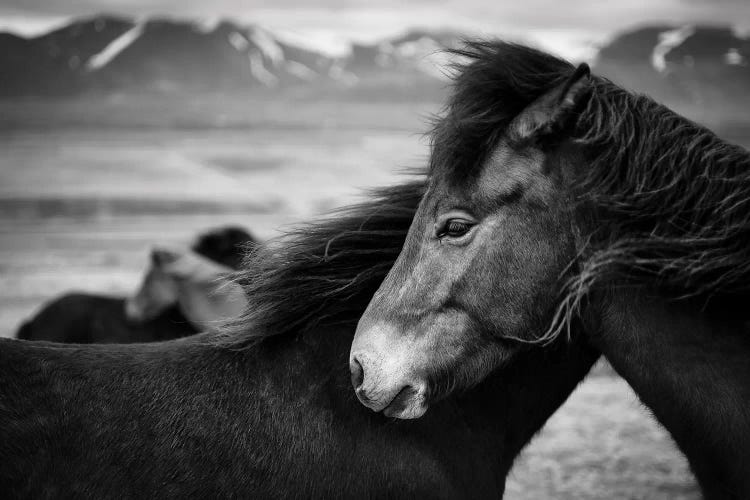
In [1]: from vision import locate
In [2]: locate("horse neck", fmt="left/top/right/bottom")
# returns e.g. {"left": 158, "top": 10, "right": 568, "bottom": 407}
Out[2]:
{"left": 464, "top": 335, "right": 599, "bottom": 470}
{"left": 590, "top": 289, "right": 750, "bottom": 498}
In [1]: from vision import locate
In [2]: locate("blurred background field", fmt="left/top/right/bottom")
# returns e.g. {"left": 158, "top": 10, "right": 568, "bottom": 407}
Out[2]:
{"left": 0, "top": 103, "right": 427, "bottom": 333}
{"left": 2, "top": 3, "right": 750, "bottom": 498}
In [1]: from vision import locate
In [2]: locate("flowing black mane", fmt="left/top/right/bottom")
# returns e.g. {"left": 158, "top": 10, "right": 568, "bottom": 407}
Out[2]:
{"left": 572, "top": 79, "right": 750, "bottom": 301}
{"left": 215, "top": 180, "right": 425, "bottom": 346}
{"left": 430, "top": 40, "right": 750, "bottom": 339}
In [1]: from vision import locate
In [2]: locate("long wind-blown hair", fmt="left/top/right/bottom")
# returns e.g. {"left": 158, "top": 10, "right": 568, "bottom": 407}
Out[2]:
{"left": 214, "top": 181, "right": 425, "bottom": 347}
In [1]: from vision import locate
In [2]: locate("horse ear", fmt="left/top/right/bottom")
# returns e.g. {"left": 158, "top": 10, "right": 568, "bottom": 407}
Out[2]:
{"left": 508, "top": 63, "right": 591, "bottom": 143}
{"left": 151, "top": 247, "right": 181, "bottom": 267}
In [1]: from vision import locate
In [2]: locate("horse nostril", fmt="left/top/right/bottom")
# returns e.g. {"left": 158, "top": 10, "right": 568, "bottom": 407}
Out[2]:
{"left": 350, "top": 357, "right": 364, "bottom": 390}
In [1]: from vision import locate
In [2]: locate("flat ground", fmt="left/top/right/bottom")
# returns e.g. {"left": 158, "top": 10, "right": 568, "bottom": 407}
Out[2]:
{"left": 2, "top": 96, "right": 746, "bottom": 498}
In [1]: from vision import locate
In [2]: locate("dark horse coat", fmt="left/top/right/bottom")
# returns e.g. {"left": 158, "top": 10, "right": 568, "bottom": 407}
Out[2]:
{"left": 16, "top": 226, "right": 255, "bottom": 344}
{"left": 0, "top": 183, "right": 599, "bottom": 498}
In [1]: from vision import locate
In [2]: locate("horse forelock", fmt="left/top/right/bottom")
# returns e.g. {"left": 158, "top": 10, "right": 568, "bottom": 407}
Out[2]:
{"left": 211, "top": 179, "right": 427, "bottom": 348}
{"left": 428, "top": 40, "right": 574, "bottom": 182}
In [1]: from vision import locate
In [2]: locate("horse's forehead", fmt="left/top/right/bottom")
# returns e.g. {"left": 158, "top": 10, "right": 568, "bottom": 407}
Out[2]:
{"left": 478, "top": 141, "right": 556, "bottom": 209}
{"left": 428, "top": 140, "right": 550, "bottom": 211}
{"left": 483, "top": 141, "right": 543, "bottom": 186}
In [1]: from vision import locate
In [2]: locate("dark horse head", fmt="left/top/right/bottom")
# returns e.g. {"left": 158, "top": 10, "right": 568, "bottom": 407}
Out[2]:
{"left": 350, "top": 41, "right": 750, "bottom": 418}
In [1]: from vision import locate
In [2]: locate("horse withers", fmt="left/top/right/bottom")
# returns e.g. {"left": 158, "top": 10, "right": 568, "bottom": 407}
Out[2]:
{"left": 350, "top": 41, "right": 750, "bottom": 498}
{"left": 16, "top": 225, "right": 255, "bottom": 343}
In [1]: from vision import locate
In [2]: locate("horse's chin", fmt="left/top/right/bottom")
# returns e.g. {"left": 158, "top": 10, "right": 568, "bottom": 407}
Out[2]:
{"left": 383, "top": 403, "right": 429, "bottom": 419}
{"left": 381, "top": 386, "right": 429, "bottom": 419}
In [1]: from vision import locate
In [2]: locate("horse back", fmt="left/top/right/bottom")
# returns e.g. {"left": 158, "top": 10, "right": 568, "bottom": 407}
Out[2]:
{"left": 0, "top": 334, "right": 506, "bottom": 498}
{"left": 0, "top": 337, "right": 344, "bottom": 497}
{"left": 0, "top": 337, "right": 231, "bottom": 497}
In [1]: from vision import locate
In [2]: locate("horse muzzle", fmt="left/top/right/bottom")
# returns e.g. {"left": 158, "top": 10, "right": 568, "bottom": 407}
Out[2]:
{"left": 349, "top": 338, "right": 429, "bottom": 419}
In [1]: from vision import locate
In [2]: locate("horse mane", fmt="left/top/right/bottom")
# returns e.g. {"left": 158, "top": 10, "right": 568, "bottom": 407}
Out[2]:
{"left": 432, "top": 40, "right": 750, "bottom": 340}
{"left": 213, "top": 180, "right": 425, "bottom": 347}
{"left": 563, "top": 78, "right": 750, "bottom": 321}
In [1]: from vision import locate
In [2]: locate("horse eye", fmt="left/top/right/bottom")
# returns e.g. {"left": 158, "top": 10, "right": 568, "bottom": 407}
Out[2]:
{"left": 440, "top": 219, "right": 472, "bottom": 238}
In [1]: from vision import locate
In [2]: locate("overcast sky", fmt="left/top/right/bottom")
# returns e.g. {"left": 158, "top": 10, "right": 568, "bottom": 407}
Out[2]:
{"left": 1, "top": 0, "right": 748, "bottom": 60}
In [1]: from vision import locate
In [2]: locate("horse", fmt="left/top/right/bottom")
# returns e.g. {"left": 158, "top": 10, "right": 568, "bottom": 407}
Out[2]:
{"left": 348, "top": 41, "right": 750, "bottom": 498}
{"left": 0, "top": 182, "right": 599, "bottom": 498}
{"left": 16, "top": 226, "right": 255, "bottom": 343}
{"left": 124, "top": 245, "right": 248, "bottom": 332}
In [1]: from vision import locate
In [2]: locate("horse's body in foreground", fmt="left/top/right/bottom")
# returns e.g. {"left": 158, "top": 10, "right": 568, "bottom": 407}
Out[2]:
{"left": 0, "top": 185, "right": 598, "bottom": 498}
{"left": 17, "top": 226, "right": 254, "bottom": 343}
{"left": 350, "top": 42, "right": 750, "bottom": 498}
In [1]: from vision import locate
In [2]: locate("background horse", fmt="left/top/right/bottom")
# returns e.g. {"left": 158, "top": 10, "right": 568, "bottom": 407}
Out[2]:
{"left": 349, "top": 41, "right": 750, "bottom": 498}
{"left": 16, "top": 225, "right": 255, "bottom": 343}
{"left": 0, "top": 182, "right": 599, "bottom": 498}
{"left": 190, "top": 225, "right": 255, "bottom": 270}
{"left": 125, "top": 246, "right": 248, "bottom": 332}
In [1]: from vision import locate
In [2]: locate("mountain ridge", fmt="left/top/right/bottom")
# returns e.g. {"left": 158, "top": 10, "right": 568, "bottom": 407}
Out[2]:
{"left": 1, "top": 14, "right": 748, "bottom": 113}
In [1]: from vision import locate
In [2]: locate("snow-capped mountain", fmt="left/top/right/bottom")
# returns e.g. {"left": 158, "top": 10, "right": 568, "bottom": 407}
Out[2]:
{"left": 0, "top": 15, "right": 460, "bottom": 96}
{"left": 595, "top": 24, "right": 750, "bottom": 104}
{"left": 0, "top": 16, "right": 134, "bottom": 95}
{"left": 347, "top": 29, "right": 462, "bottom": 79}
{"left": 1, "top": 15, "right": 748, "bottom": 105}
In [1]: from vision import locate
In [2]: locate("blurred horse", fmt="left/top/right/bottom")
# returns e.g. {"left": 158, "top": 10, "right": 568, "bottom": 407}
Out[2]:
{"left": 124, "top": 246, "right": 248, "bottom": 332}
{"left": 16, "top": 226, "right": 255, "bottom": 343}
